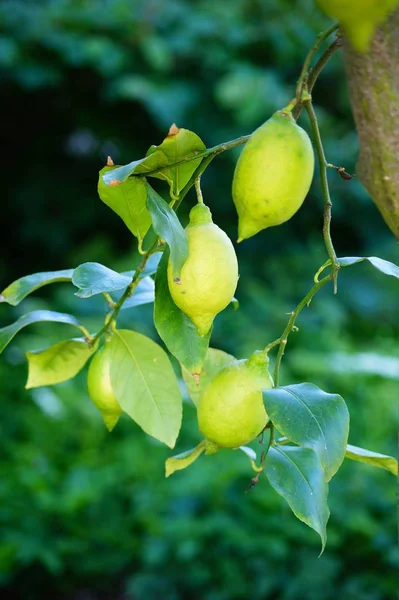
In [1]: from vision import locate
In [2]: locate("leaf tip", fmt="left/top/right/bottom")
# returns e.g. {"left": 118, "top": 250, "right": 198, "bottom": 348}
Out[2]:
{"left": 0, "top": 294, "right": 5, "bottom": 303}
{"left": 168, "top": 123, "right": 180, "bottom": 137}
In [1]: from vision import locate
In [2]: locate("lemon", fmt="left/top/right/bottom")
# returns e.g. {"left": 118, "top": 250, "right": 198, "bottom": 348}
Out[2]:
{"left": 87, "top": 343, "right": 122, "bottom": 431}
{"left": 197, "top": 350, "right": 273, "bottom": 450}
{"left": 317, "top": 0, "right": 399, "bottom": 52}
{"left": 232, "top": 110, "right": 314, "bottom": 241}
{"left": 167, "top": 203, "right": 239, "bottom": 336}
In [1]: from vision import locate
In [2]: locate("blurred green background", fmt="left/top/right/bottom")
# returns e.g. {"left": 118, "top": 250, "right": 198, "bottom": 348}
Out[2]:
{"left": 0, "top": 1, "right": 398, "bottom": 598}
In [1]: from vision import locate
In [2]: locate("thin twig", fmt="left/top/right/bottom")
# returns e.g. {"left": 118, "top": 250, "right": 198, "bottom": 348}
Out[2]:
{"left": 303, "top": 99, "right": 340, "bottom": 293}
{"left": 295, "top": 23, "right": 340, "bottom": 103}
{"left": 308, "top": 37, "right": 343, "bottom": 93}
{"left": 273, "top": 273, "right": 333, "bottom": 386}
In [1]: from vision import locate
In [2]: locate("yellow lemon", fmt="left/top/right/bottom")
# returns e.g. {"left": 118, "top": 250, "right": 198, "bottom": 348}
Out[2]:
{"left": 167, "top": 203, "right": 239, "bottom": 337}
{"left": 232, "top": 110, "right": 314, "bottom": 241}
{"left": 87, "top": 344, "right": 122, "bottom": 431}
{"left": 197, "top": 350, "right": 273, "bottom": 450}
{"left": 317, "top": 0, "right": 399, "bottom": 52}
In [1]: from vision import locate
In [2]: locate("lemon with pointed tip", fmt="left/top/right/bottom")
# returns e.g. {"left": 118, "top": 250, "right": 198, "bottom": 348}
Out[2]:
{"left": 317, "top": 0, "right": 399, "bottom": 53}
{"left": 167, "top": 203, "right": 239, "bottom": 337}
{"left": 232, "top": 110, "right": 314, "bottom": 241}
{"left": 87, "top": 344, "right": 122, "bottom": 431}
{"left": 197, "top": 350, "right": 273, "bottom": 450}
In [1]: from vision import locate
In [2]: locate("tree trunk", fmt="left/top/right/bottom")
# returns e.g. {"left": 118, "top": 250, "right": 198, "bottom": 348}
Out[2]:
{"left": 343, "top": 10, "right": 399, "bottom": 240}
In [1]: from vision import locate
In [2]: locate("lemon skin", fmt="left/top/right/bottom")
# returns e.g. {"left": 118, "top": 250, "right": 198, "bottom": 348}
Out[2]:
{"left": 232, "top": 111, "right": 314, "bottom": 241}
{"left": 87, "top": 344, "right": 122, "bottom": 431}
{"left": 167, "top": 204, "right": 239, "bottom": 337}
{"left": 197, "top": 352, "right": 273, "bottom": 449}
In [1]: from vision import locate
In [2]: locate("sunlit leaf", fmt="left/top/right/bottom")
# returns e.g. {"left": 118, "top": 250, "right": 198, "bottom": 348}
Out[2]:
{"left": 109, "top": 329, "right": 182, "bottom": 448}
{"left": 165, "top": 441, "right": 206, "bottom": 477}
{"left": 345, "top": 444, "right": 398, "bottom": 475}
{"left": 266, "top": 445, "right": 329, "bottom": 554}
{"left": 0, "top": 269, "right": 74, "bottom": 306}
{"left": 26, "top": 338, "right": 96, "bottom": 388}
{"left": 98, "top": 167, "right": 151, "bottom": 244}
{"left": 263, "top": 383, "right": 349, "bottom": 481}
{"left": 146, "top": 125, "right": 206, "bottom": 196}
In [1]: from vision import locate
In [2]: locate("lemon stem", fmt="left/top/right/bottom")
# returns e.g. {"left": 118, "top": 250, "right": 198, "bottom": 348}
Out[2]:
{"left": 195, "top": 177, "right": 204, "bottom": 205}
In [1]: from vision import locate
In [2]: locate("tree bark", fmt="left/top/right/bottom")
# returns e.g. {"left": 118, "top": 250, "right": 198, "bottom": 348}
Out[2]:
{"left": 343, "top": 10, "right": 399, "bottom": 240}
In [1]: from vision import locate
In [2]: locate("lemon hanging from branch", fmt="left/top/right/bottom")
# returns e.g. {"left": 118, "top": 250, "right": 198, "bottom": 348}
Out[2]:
{"left": 232, "top": 110, "right": 314, "bottom": 241}
{"left": 87, "top": 343, "right": 123, "bottom": 431}
{"left": 167, "top": 203, "right": 239, "bottom": 337}
{"left": 197, "top": 350, "right": 273, "bottom": 451}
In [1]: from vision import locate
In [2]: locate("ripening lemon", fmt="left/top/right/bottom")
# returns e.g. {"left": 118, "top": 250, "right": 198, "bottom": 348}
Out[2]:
{"left": 167, "top": 203, "right": 239, "bottom": 337}
{"left": 232, "top": 110, "right": 314, "bottom": 241}
{"left": 317, "top": 0, "right": 399, "bottom": 52}
{"left": 87, "top": 344, "right": 122, "bottom": 431}
{"left": 197, "top": 350, "right": 273, "bottom": 450}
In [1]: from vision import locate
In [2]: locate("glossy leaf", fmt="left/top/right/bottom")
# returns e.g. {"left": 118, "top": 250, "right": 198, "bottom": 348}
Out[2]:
{"left": 146, "top": 184, "right": 188, "bottom": 280}
{"left": 109, "top": 329, "right": 182, "bottom": 448}
{"left": 72, "top": 262, "right": 132, "bottom": 298}
{"left": 146, "top": 125, "right": 206, "bottom": 196}
{"left": 98, "top": 167, "right": 151, "bottom": 245}
{"left": 266, "top": 445, "right": 329, "bottom": 554}
{"left": 165, "top": 441, "right": 206, "bottom": 477}
{"left": 100, "top": 151, "right": 168, "bottom": 186}
{"left": 263, "top": 383, "right": 349, "bottom": 481}
{"left": 154, "top": 251, "right": 210, "bottom": 375}
{"left": 0, "top": 269, "right": 74, "bottom": 306}
{"left": 346, "top": 444, "right": 398, "bottom": 475}
{"left": 0, "top": 310, "right": 85, "bottom": 354}
{"left": 182, "top": 347, "right": 235, "bottom": 407}
{"left": 26, "top": 338, "right": 95, "bottom": 388}
{"left": 339, "top": 256, "right": 399, "bottom": 280}
{"left": 120, "top": 276, "right": 155, "bottom": 309}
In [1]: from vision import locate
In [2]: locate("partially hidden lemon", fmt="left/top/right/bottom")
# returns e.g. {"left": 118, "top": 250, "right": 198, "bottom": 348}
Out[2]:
{"left": 232, "top": 110, "right": 314, "bottom": 241}
{"left": 87, "top": 343, "right": 122, "bottom": 432}
{"left": 197, "top": 350, "right": 273, "bottom": 450}
{"left": 317, "top": 0, "right": 399, "bottom": 53}
{"left": 167, "top": 203, "right": 239, "bottom": 337}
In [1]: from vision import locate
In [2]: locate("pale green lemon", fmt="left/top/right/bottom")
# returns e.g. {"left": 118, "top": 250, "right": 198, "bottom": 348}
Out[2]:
{"left": 197, "top": 351, "right": 273, "bottom": 450}
{"left": 232, "top": 111, "right": 314, "bottom": 241}
{"left": 317, "top": 0, "right": 399, "bottom": 52}
{"left": 87, "top": 344, "right": 122, "bottom": 431}
{"left": 167, "top": 203, "right": 239, "bottom": 337}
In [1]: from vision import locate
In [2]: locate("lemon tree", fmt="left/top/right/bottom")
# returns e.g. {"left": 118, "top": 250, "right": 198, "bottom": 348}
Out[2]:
{"left": 1, "top": 19, "right": 398, "bottom": 553}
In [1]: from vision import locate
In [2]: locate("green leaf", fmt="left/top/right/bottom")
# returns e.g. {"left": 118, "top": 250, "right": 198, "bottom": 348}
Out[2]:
{"left": 146, "top": 184, "right": 188, "bottom": 280}
{"left": 98, "top": 167, "right": 151, "bottom": 245}
{"left": 109, "top": 329, "right": 182, "bottom": 448}
{"left": 0, "top": 269, "right": 74, "bottom": 306}
{"left": 120, "top": 276, "right": 155, "bottom": 309}
{"left": 154, "top": 250, "right": 210, "bottom": 375}
{"left": 0, "top": 310, "right": 86, "bottom": 354}
{"left": 146, "top": 125, "right": 206, "bottom": 196}
{"left": 266, "top": 446, "right": 329, "bottom": 554}
{"left": 72, "top": 262, "right": 132, "bottom": 298}
{"left": 101, "top": 151, "right": 168, "bottom": 186}
{"left": 140, "top": 252, "right": 162, "bottom": 277}
{"left": 263, "top": 383, "right": 349, "bottom": 481}
{"left": 26, "top": 338, "right": 96, "bottom": 388}
{"left": 339, "top": 256, "right": 399, "bottom": 280}
{"left": 165, "top": 441, "right": 206, "bottom": 477}
{"left": 182, "top": 347, "right": 235, "bottom": 407}
{"left": 346, "top": 444, "right": 398, "bottom": 475}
